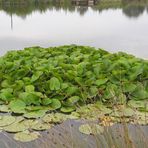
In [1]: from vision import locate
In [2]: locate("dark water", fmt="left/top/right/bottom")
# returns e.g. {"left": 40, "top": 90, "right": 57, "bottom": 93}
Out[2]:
{"left": 0, "top": 0, "right": 148, "bottom": 58}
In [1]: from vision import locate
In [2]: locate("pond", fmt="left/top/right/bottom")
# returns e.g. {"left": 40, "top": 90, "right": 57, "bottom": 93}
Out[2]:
{"left": 0, "top": 0, "right": 148, "bottom": 58}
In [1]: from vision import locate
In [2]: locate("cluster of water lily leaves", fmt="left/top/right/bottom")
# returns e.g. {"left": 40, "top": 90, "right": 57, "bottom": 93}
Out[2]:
{"left": 0, "top": 45, "right": 147, "bottom": 142}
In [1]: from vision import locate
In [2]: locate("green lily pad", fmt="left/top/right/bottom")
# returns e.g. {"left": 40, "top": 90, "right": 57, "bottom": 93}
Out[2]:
{"left": 42, "top": 113, "right": 67, "bottom": 123}
{"left": 68, "top": 112, "right": 80, "bottom": 119}
{"left": 9, "top": 100, "right": 26, "bottom": 114}
{"left": 4, "top": 121, "right": 28, "bottom": 133}
{"left": 22, "top": 119, "right": 38, "bottom": 128}
{"left": 0, "top": 116, "right": 16, "bottom": 127}
{"left": 32, "top": 122, "right": 51, "bottom": 131}
{"left": 14, "top": 130, "right": 40, "bottom": 142}
{"left": 23, "top": 110, "right": 47, "bottom": 119}
{"left": 79, "top": 123, "right": 104, "bottom": 135}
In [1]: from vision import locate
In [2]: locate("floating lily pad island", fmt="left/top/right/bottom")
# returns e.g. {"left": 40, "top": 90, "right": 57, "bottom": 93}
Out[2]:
{"left": 0, "top": 45, "right": 147, "bottom": 142}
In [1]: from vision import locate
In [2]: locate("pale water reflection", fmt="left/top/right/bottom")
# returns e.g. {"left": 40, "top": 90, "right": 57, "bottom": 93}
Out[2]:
{"left": 0, "top": 0, "right": 148, "bottom": 58}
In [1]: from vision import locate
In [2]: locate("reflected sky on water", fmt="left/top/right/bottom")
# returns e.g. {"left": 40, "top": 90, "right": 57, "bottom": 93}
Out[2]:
{"left": 0, "top": 0, "right": 148, "bottom": 58}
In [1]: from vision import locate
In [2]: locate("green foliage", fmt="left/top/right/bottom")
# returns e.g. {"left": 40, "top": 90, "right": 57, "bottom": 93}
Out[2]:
{"left": 0, "top": 45, "right": 147, "bottom": 114}
{"left": 9, "top": 100, "right": 26, "bottom": 113}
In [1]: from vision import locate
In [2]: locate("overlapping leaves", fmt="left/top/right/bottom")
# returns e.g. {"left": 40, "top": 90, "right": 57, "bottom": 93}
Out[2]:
{"left": 0, "top": 45, "right": 147, "bottom": 114}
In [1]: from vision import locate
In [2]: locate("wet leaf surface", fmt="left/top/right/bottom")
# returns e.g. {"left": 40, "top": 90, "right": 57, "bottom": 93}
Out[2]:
{"left": 14, "top": 130, "right": 40, "bottom": 142}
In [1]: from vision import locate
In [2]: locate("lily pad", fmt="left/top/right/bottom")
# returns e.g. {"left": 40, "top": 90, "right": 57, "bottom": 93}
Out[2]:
{"left": 4, "top": 121, "right": 28, "bottom": 133}
{"left": 23, "top": 110, "right": 47, "bottom": 119}
{"left": 14, "top": 130, "right": 40, "bottom": 142}
{"left": 22, "top": 119, "right": 38, "bottom": 128}
{"left": 42, "top": 113, "right": 67, "bottom": 123}
{"left": 9, "top": 100, "right": 26, "bottom": 114}
{"left": 32, "top": 122, "right": 51, "bottom": 131}
{"left": 0, "top": 116, "right": 16, "bottom": 127}
{"left": 79, "top": 123, "right": 104, "bottom": 135}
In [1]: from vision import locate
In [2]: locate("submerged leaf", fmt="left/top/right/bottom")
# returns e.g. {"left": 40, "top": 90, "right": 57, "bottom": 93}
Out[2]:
{"left": 79, "top": 123, "right": 104, "bottom": 135}
{"left": 14, "top": 131, "right": 40, "bottom": 142}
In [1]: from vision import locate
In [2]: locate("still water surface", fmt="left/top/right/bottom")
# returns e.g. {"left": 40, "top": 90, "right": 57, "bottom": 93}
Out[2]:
{"left": 0, "top": 1, "right": 148, "bottom": 58}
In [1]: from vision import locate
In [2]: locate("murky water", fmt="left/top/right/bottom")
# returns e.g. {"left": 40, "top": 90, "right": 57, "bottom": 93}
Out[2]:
{"left": 0, "top": 120, "right": 148, "bottom": 148}
{"left": 0, "top": 0, "right": 148, "bottom": 58}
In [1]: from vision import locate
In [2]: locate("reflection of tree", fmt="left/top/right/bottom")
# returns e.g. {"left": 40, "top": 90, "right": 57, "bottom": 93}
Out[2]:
{"left": 123, "top": 5, "right": 145, "bottom": 18}
{"left": 0, "top": 0, "right": 147, "bottom": 18}
{"left": 77, "top": 6, "right": 88, "bottom": 16}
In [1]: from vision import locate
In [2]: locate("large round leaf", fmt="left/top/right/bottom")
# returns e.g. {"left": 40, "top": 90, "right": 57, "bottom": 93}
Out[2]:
{"left": 79, "top": 123, "right": 104, "bottom": 135}
{"left": 9, "top": 100, "right": 26, "bottom": 113}
{"left": 4, "top": 122, "right": 28, "bottom": 133}
{"left": 23, "top": 110, "right": 47, "bottom": 119}
{"left": 32, "top": 122, "right": 51, "bottom": 131}
{"left": 0, "top": 116, "right": 16, "bottom": 127}
{"left": 42, "top": 113, "right": 67, "bottom": 123}
{"left": 14, "top": 130, "right": 40, "bottom": 142}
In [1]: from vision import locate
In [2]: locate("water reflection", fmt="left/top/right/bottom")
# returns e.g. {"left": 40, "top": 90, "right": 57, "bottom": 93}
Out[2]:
{"left": 0, "top": 0, "right": 148, "bottom": 18}
{"left": 0, "top": 0, "right": 148, "bottom": 58}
